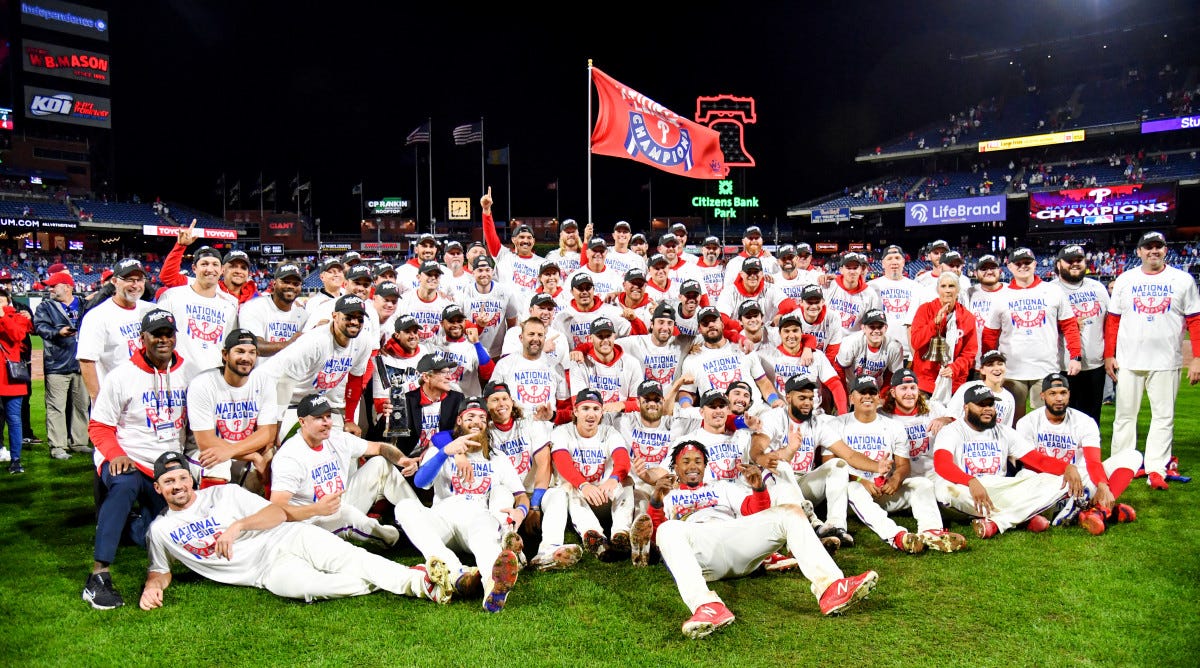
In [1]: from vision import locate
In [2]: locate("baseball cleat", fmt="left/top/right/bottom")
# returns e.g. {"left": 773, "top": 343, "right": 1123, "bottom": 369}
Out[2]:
{"left": 583, "top": 530, "right": 611, "bottom": 561}
{"left": 892, "top": 531, "right": 926, "bottom": 554}
{"left": 1148, "top": 473, "right": 1169, "bottom": 491}
{"left": 763, "top": 552, "right": 800, "bottom": 572}
{"left": 482, "top": 549, "right": 520, "bottom": 613}
{"left": 1051, "top": 490, "right": 1089, "bottom": 526}
{"left": 681, "top": 602, "right": 735, "bottom": 639}
{"left": 819, "top": 570, "right": 878, "bottom": 616}
{"left": 82, "top": 572, "right": 124, "bottom": 610}
{"left": 501, "top": 529, "right": 526, "bottom": 567}
{"left": 972, "top": 518, "right": 999, "bottom": 539}
{"left": 920, "top": 529, "right": 967, "bottom": 552}
{"left": 1112, "top": 503, "right": 1137, "bottom": 523}
{"left": 454, "top": 567, "right": 483, "bottom": 599}
{"left": 1077, "top": 509, "right": 1107, "bottom": 536}
{"left": 378, "top": 524, "right": 401, "bottom": 548}
{"left": 414, "top": 557, "right": 455, "bottom": 604}
{"left": 608, "top": 532, "right": 632, "bottom": 560}
{"left": 1165, "top": 456, "right": 1191, "bottom": 482}
{"left": 819, "top": 524, "right": 855, "bottom": 548}
{"left": 529, "top": 544, "right": 583, "bottom": 571}
{"left": 630, "top": 513, "right": 654, "bottom": 567}
{"left": 801, "top": 499, "right": 822, "bottom": 529}
{"left": 1025, "top": 515, "right": 1051, "bottom": 533}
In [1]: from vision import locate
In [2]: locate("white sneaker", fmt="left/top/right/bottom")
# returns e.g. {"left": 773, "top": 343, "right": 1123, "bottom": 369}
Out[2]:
{"left": 0, "top": 447, "right": 9, "bottom": 462}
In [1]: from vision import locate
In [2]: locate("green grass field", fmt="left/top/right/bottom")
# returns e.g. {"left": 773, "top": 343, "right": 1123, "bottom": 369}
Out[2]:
{"left": 2, "top": 376, "right": 1198, "bottom": 667}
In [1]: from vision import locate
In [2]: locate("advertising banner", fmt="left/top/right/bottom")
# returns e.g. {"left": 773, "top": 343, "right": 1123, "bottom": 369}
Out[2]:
{"left": 812, "top": 207, "right": 850, "bottom": 223}
{"left": 906, "top": 195, "right": 1006, "bottom": 228}
{"left": 25, "top": 85, "right": 112, "bottom": 128}
{"left": 1028, "top": 182, "right": 1177, "bottom": 229}
{"left": 23, "top": 39, "right": 110, "bottom": 85}
{"left": 366, "top": 198, "right": 409, "bottom": 215}
{"left": 978, "top": 130, "right": 1085, "bottom": 153}
{"left": 20, "top": 0, "right": 109, "bottom": 41}
{"left": 265, "top": 220, "right": 295, "bottom": 237}
{"left": 142, "top": 224, "right": 237, "bottom": 240}
{"left": 1141, "top": 115, "right": 1200, "bottom": 134}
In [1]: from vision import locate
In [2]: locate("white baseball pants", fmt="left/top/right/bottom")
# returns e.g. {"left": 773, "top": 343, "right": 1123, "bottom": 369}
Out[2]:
{"left": 847, "top": 475, "right": 945, "bottom": 542}
{"left": 310, "top": 456, "right": 414, "bottom": 545}
{"left": 768, "top": 459, "right": 851, "bottom": 529}
{"left": 541, "top": 482, "right": 634, "bottom": 543}
{"left": 934, "top": 470, "right": 1067, "bottom": 532}
{"left": 394, "top": 498, "right": 504, "bottom": 586}
{"left": 1111, "top": 367, "right": 1179, "bottom": 477}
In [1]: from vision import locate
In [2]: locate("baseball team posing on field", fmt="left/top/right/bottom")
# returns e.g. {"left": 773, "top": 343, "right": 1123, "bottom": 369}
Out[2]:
{"left": 76, "top": 188, "right": 1198, "bottom": 640}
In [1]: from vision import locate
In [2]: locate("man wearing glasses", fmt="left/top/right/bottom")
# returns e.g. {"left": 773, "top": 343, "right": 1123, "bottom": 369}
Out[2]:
{"left": 76, "top": 258, "right": 156, "bottom": 403}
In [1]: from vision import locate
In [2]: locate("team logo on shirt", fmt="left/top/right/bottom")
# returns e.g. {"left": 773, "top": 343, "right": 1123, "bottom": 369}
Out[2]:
{"left": 184, "top": 304, "right": 229, "bottom": 344}
{"left": 1132, "top": 295, "right": 1171, "bottom": 315}
{"left": 960, "top": 441, "right": 1004, "bottom": 476}
{"left": 451, "top": 461, "right": 493, "bottom": 496}
{"left": 880, "top": 296, "right": 909, "bottom": 314}
{"left": 169, "top": 517, "right": 224, "bottom": 560}
{"left": 1010, "top": 310, "right": 1047, "bottom": 328}
{"left": 315, "top": 356, "right": 353, "bottom": 391}
{"left": 141, "top": 389, "right": 187, "bottom": 430}
{"left": 668, "top": 487, "right": 721, "bottom": 521}
{"left": 214, "top": 400, "right": 259, "bottom": 441}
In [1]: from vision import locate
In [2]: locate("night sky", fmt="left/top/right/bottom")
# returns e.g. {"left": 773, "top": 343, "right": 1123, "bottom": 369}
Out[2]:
{"left": 88, "top": 0, "right": 1199, "bottom": 233}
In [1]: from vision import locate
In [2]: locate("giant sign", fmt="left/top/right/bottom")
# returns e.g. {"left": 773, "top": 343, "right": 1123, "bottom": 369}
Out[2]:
{"left": 24, "top": 86, "right": 112, "bottom": 128}
{"left": 265, "top": 220, "right": 295, "bottom": 237}
{"left": 1028, "top": 182, "right": 1177, "bottom": 230}
{"left": 23, "top": 39, "right": 110, "bottom": 85}
{"left": 20, "top": 0, "right": 109, "bottom": 41}
{"left": 905, "top": 195, "right": 1006, "bottom": 228}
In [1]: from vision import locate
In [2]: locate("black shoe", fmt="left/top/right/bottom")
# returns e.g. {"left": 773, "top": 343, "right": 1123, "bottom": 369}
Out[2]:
{"left": 7, "top": 459, "right": 23, "bottom": 474}
{"left": 23, "top": 437, "right": 42, "bottom": 445}
{"left": 82, "top": 572, "right": 124, "bottom": 610}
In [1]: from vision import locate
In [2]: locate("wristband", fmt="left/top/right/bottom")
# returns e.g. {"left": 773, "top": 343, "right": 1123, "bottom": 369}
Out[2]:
{"left": 766, "top": 393, "right": 781, "bottom": 404}
{"left": 530, "top": 488, "right": 546, "bottom": 507}
{"left": 678, "top": 397, "right": 693, "bottom": 407}
{"left": 516, "top": 504, "right": 529, "bottom": 517}
{"left": 734, "top": 415, "right": 748, "bottom": 430}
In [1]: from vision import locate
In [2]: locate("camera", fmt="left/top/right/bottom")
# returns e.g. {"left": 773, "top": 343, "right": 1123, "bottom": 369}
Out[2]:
{"left": 382, "top": 386, "right": 410, "bottom": 439}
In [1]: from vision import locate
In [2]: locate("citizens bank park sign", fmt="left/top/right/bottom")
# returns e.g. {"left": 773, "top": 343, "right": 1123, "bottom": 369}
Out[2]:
{"left": 23, "top": 39, "right": 110, "bottom": 85}
{"left": 24, "top": 85, "right": 111, "bottom": 128}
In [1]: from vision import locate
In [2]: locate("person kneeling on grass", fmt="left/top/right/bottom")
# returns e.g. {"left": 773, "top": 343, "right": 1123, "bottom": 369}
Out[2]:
{"left": 140, "top": 451, "right": 456, "bottom": 610}
{"left": 638, "top": 440, "right": 879, "bottom": 640}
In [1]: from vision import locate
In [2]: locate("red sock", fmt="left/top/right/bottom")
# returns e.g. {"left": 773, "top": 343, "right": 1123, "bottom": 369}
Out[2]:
{"left": 1108, "top": 468, "right": 1134, "bottom": 499}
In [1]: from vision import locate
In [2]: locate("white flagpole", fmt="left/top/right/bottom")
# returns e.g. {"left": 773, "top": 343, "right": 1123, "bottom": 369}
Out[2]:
{"left": 427, "top": 117, "right": 434, "bottom": 235}
{"left": 478, "top": 116, "right": 485, "bottom": 204}
{"left": 506, "top": 145, "right": 512, "bottom": 222}
{"left": 587, "top": 60, "right": 593, "bottom": 228}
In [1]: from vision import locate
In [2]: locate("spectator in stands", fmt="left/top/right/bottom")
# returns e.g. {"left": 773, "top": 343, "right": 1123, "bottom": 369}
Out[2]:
{"left": 34, "top": 272, "right": 90, "bottom": 460}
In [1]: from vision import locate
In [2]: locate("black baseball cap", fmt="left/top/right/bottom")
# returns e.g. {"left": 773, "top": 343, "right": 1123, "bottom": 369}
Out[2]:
{"left": 980, "top": 350, "right": 1007, "bottom": 365}
{"left": 840, "top": 253, "right": 864, "bottom": 267}
{"left": 153, "top": 451, "right": 188, "bottom": 481}
{"left": 742, "top": 257, "right": 763, "bottom": 273}
{"left": 649, "top": 253, "right": 669, "bottom": 267}
{"left": 393, "top": 314, "right": 420, "bottom": 332}
{"left": 346, "top": 264, "right": 372, "bottom": 283}
{"left": 418, "top": 260, "right": 442, "bottom": 275}
{"left": 141, "top": 309, "right": 177, "bottom": 333}
{"left": 658, "top": 233, "right": 678, "bottom": 246}
{"left": 590, "top": 317, "right": 616, "bottom": 335}
{"left": 726, "top": 380, "right": 753, "bottom": 396}
{"left": 652, "top": 303, "right": 676, "bottom": 321}
{"left": 795, "top": 243, "right": 813, "bottom": 256}
{"left": 575, "top": 388, "right": 603, "bottom": 406}
{"left": 472, "top": 255, "right": 495, "bottom": 269}
{"left": 744, "top": 226, "right": 763, "bottom": 238}
{"left": 539, "top": 260, "right": 561, "bottom": 275}
{"left": 1009, "top": 248, "right": 1036, "bottom": 263}
{"left": 483, "top": 381, "right": 511, "bottom": 398}
{"left": 459, "top": 395, "right": 486, "bottom": 415}
{"left": 941, "top": 251, "right": 964, "bottom": 266}
{"left": 343, "top": 250, "right": 364, "bottom": 262}
{"left": 778, "top": 244, "right": 797, "bottom": 258}
{"left": 1138, "top": 231, "right": 1166, "bottom": 247}
{"left": 737, "top": 300, "right": 763, "bottom": 318}
{"left": 703, "top": 235, "right": 721, "bottom": 248}
{"left": 588, "top": 237, "right": 607, "bottom": 251}
{"left": 274, "top": 263, "right": 303, "bottom": 280}
{"left": 223, "top": 328, "right": 257, "bottom": 350}
{"left": 511, "top": 224, "right": 534, "bottom": 238}
{"left": 417, "top": 352, "right": 456, "bottom": 373}
{"left": 785, "top": 376, "right": 818, "bottom": 393}
{"left": 929, "top": 239, "right": 950, "bottom": 252}
{"left": 298, "top": 394, "right": 336, "bottom": 418}
{"left": 670, "top": 222, "right": 687, "bottom": 234}
{"left": 800, "top": 284, "right": 824, "bottom": 302}
{"left": 697, "top": 389, "right": 730, "bottom": 407}
{"left": 1056, "top": 245, "right": 1085, "bottom": 262}
{"left": 637, "top": 379, "right": 664, "bottom": 398}
{"left": 415, "top": 234, "right": 438, "bottom": 247}
{"left": 862, "top": 309, "right": 887, "bottom": 326}
{"left": 193, "top": 246, "right": 222, "bottom": 263}
{"left": 850, "top": 376, "right": 880, "bottom": 394}
{"left": 630, "top": 233, "right": 647, "bottom": 244}
{"left": 443, "top": 241, "right": 463, "bottom": 253}
{"left": 529, "top": 293, "right": 557, "bottom": 309}
{"left": 891, "top": 368, "right": 919, "bottom": 387}
{"left": 375, "top": 281, "right": 400, "bottom": 298}
{"left": 976, "top": 255, "right": 1000, "bottom": 270}
{"left": 441, "top": 304, "right": 466, "bottom": 321}
{"left": 883, "top": 244, "right": 904, "bottom": 258}
{"left": 624, "top": 268, "right": 647, "bottom": 284}
{"left": 334, "top": 295, "right": 367, "bottom": 315}
{"left": 113, "top": 258, "right": 146, "bottom": 278}
{"left": 222, "top": 250, "right": 250, "bottom": 267}
{"left": 560, "top": 218, "right": 579, "bottom": 231}
{"left": 570, "top": 273, "right": 594, "bottom": 289}
{"left": 1042, "top": 372, "right": 1070, "bottom": 390}
{"left": 320, "top": 256, "right": 344, "bottom": 272}
{"left": 779, "top": 312, "right": 803, "bottom": 328}
{"left": 679, "top": 279, "right": 702, "bottom": 297}
{"left": 373, "top": 262, "right": 397, "bottom": 278}
{"left": 614, "top": 220, "right": 631, "bottom": 232}
{"left": 964, "top": 384, "right": 996, "bottom": 406}
{"left": 697, "top": 306, "right": 721, "bottom": 323}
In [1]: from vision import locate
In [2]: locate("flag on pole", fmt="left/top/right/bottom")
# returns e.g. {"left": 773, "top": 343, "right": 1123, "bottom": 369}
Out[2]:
{"left": 228, "top": 181, "right": 241, "bottom": 205}
{"left": 292, "top": 181, "right": 311, "bottom": 200}
{"left": 406, "top": 122, "right": 431, "bottom": 145}
{"left": 289, "top": 175, "right": 299, "bottom": 189}
{"left": 453, "top": 122, "right": 483, "bottom": 145}
{"left": 351, "top": 182, "right": 362, "bottom": 195}
{"left": 250, "top": 175, "right": 263, "bottom": 196}
{"left": 547, "top": 180, "right": 558, "bottom": 191}
{"left": 486, "top": 147, "right": 509, "bottom": 166}
{"left": 215, "top": 174, "right": 225, "bottom": 196}
{"left": 590, "top": 67, "right": 728, "bottom": 180}
{"left": 641, "top": 182, "right": 651, "bottom": 191}
{"left": 263, "top": 181, "right": 276, "bottom": 203}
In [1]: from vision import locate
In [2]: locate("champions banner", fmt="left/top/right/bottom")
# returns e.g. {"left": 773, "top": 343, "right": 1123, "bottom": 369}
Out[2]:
{"left": 1028, "top": 182, "right": 1177, "bottom": 229}
{"left": 590, "top": 67, "right": 728, "bottom": 180}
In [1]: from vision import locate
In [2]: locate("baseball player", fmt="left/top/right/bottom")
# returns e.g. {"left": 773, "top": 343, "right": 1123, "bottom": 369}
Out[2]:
{"left": 236, "top": 263, "right": 307, "bottom": 361}
{"left": 370, "top": 314, "right": 434, "bottom": 425}
{"left": 483, "top": 189, "right": 543, "bottom": 300}
{"left": 393, "top": 261, "right": 454, "bottom": 343}
{"left": 677, "top": 306, "right": 780, "bottom": 408}
{"left": 618, "top": 380, "right": 681, "bottom": 520}
{"left": 643, "top": 440, "right": 879, "bottom": 639}
{"left": 76, "top": 257, "right": 155, "bottom": 401}
{"left": 965, "top": 255, "right": 1008, "bottom": 370}
{"left": 879, "top": 369, "right": 953, "bottom": 479}
{"left": 156, "top": 245, "right": 240, "bottom": 375}
{"left": 305, "top": 265, "right": 381, "bottom": 350}
{"left": 669, "top": 222, "right": 700, "bottom": 266}
{"left": 554, "top": 273, "right": 645, "bottom": 351}
{"left": 947, "top": 350, "right": 1018, "bottom": 428}
{"left": 186, "top": 329, "right": 280, "bottom": 491}
{"left": 643, "top": 253, "right": 675, "bottom": 305}
{"left": 758, "top": 312, "right": 846, "bottom": 415}
{"left": 604, "top": 220, "right": 647, "bottom": 278}
{"left": 304, "top": 256, "right": 346, "bottom": 313}
{"left": 83, "top": 309, "right": 196, "bottom": 610}
{"left": 455, "top": 254, "right": 518, "bottom": 359}
{"left": 658, "top": 233, "right": 705, "bottom": 286}
{"left": 605, "top": 268, "right": 656, "bottom": 330}
{"left": 270, "top": 394, "right": 418, "bottom": 547}
{"left": 932, "top": 384, "right": 1085, "bottom": 539}
{"left": 545, "top": 219, "right": 583, "bottom": 276}
{"left": 394, "top": 233, "right": 446, "bottom": 294}
{"left": 723, "top": 226, "right": 780, "bottom": 285}
{"left": 693, "top": 236, "right": 727, "bottom": 304}
{"left": 398, "top": 397, "right": 526, "bottom": 612}
{"left": 491, "top": 317, "right": 569, "bottom": 421}
{"left": 157, "top": 226, "right": 258, "bottom": 304}
{"left": 431, "top": 304, "right": 495, "bottom": 396}
{"left": 616, "top": 303, "right": 694, "bottom": 387}
{"left": 563, "top": 317, "right": 642, "bottom": 408}
{"left": 823, "top": 253, "right": 882, "bottom": 337}
{"left": 717, "top": 257, "right": 794, "bottom": 325}
{"left": 501, "top": 293, "right": 567, "bottom": 367}
{"left": 868, "top": 244, "right": 921, "bottom": 360}
{"left": 834, "top": 309, "right": 906, "bottom": 395}
{"left": 141, "top": 451, "right": 457, "bottom": 609}
{"left": 1104, "top": 230, "right": 1200, "bottom": 491}
{"left": 570, "top": 236, "right": 625, "bottom": 298}
{"left": 1049, "top": 245, "right": 1109, "bottom": 424}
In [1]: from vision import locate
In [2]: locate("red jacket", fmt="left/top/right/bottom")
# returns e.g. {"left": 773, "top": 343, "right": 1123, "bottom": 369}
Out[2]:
{"left": 909, "top": 300, "right": 978, "bottom": 395}
{"left": 0, "top": 305, "right": 32, "bottom": 395}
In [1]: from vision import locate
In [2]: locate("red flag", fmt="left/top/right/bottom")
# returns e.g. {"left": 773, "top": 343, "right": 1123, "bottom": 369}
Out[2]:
{"left": 590, "top": 67, "right": 728, "bottom": 180}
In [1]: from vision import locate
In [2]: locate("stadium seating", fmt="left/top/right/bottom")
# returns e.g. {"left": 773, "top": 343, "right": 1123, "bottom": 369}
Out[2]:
{"left": 0, "top": 199, "right": 74, "bottom": 220}
{"left": 74, "top": 199, "right": 168, "bottom": 225}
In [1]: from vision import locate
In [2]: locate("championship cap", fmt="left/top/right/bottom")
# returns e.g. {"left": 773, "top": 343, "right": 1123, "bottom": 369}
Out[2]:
{"left": 529, "top": 293, "right": 557, "bottom": 309}
{"left": 343, "top": 250, "right": 364, "bottom": 263}
{"left": 697, "top": 389, "right": 730, "bottom": 407}
{"left": 652, "top": 303, "right": 676, "bottom": 321}
{"left": 670, "top": 222, "right": 687, "bottom": 234}
{"left": 345, "top": 264, "right": 372, "bottom": 283}
{"left": 418, "top": 260, "right": 443, "bottom": 275}
{"left": 1055, "top": 245, "right": 1085, "bottom": 262}
{"left": 726, "top": 380, "right": 753, "bottom": 396}
{"left": 320, "top": 256, "right": 344, "bottom": 272}
{"left": 779, "top": 312, "right": 803, "bottom": 328}
{"left": 883, "top": 244, "right": 904, "bottom": 258}
{"left": 153, "top": 451, "right": 189, "bottom": 481}
{"left": 624, "top": 268, "right": 647, "bottom": 284}
{"left": 941, "top": 250, "right": 964, "bottom": 266}
{"left": 964, "top": 385, "right": 996, "bottom": 405}
{"left": 862, "top": 308, "right": 887, "bottom": 326}
{"left": 795, "top": 242, "right": 813, "bottom": 256}
{"left": 114, "top": 258, "right": 145, "bottom": 279}
{"left": 372, "top": 262, "right": 397, "bottom": 278}
{"left": 274, "top": 263, "right": 303, "bottom": 280}
{"left": 467, "top": 241, "right": 485, "bottom": 252}
{"left": 459, "top": 395, "right": 486, "bottom": 415}
{"left": 441, "top": 304, "right": 466, "bottom": 321}
{"left": 140, "top": 309, "right": 177, "bottom": 333}
{"left": 630, "top": 233, "right": 647, "bottom": 244}
{"left": 223, "top": 328, "right": 257, "bottom": 350}
{"left": 472, "top": 255, "right": 495, "bottom": 269}
{"left": 929, "top": 239, "right": 950, "bottom": 252}
{"left": 742, "top": 257, "right": 763, "bottom": 273}
{"left": 800, "top": 284, "right": 824, "bottom": 302}
{"left": 511, "top": 223, "right": 534, "bottom": 238}
{"left": 393, "top": 314, "right": 420, "bottom": 332}
{"left": 737, "top": 300, "right": 764, "bottom": 319}
{"left": 1042, "top": 372, "right": 1070, "bottom": 390}
{"left": 891, "top": 368, "right": 919, "bottom": 387}
{"left": 1138, "top": 231, "right": 1167, "bottom": 247}
{"left": 575, "top": 388, "right": 603, "bottom": 407}
{"left": 980, "top": 350, "right": 1007, "bottom": 366}
{"left": 193, "top": 246, "right": 222, "bottom": 263}
{"left": 637, "top": 379, "right": 664, "bottom": 398}
{"left": 658, "top": 233, "right": 678, "bottom": 246}
{"left": 588, "top": 237, "right": 607, "bottom": 251}
{"left": 539, "top": 259, "right": 561, "bottom": 275}
{"left": 415, "top": 234, "right": 438, "bottom": 247}
{"left": 222, "top": 250, "right": 250, "bottom": 267}
{"left": 778, "top": 244, "right": 797, "bottom": 258}
{"left": 976, "top": 254, "right": 1000, "bottom": 270}
{"left": 785, "top": 376, "right": 819, "bottom": 393}
{"left": 590, "top": 317, "right": 616, "bottom": 335}
{"left": 648, "top": 253, "right": 669, "bottom": 267}
{"left": 482, "top": 381, "right": 511, "bottom": 398}
{"left": 43, "top": 272, "right": 74, "bottom": 288}
{"left": 374, "top": 281, "right": 400, "bottom": 298}
{"left": 679, "top": 279, "right": 703, "bottom": 296}
{"left": 297, "top": 394, "right": 336, "bottom": 418}
{"left": 703, "top": 235, "right": 721, "bottom": 248}
{"left": 850, "top": 376, "right": 880, "bottom": 394}
{"left": 697, "top": 305, "right": 721, "bottom": 323}
{"left": 570, "top": 273, "right": 594, "bottom": 289}
{"left": 613, "top": 220, "right": 631, "bottom": 232}
{"left": 1009, "top": 247, "right": 1036, "bottom": 263}
{"left": 443, "top": 241, "right": 463, "bottom": 253}
{"left": 417, "top": 352, "right": 457, "bottom": 373}
{"left": 334, "top": 294, "right": 367, "bottom": 315}
{"left": 744, "top": 225, "right": 763, "bottom": 238}
{"left": 840, "top": 252, "right": 864, "bottom": 267}
{"left": 560, "top": 218, "right": 579, "bottom": 231}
